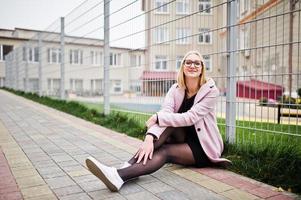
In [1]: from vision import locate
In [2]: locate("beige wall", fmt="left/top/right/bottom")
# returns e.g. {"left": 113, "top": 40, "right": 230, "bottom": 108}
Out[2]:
{"left": 1, "top": 28, "right": 145, "bottom": 95}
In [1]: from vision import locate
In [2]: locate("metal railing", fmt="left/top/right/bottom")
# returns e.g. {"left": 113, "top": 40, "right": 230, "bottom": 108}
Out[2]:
{"left": 2, "top": 0, "right": 300, "bottom": 145}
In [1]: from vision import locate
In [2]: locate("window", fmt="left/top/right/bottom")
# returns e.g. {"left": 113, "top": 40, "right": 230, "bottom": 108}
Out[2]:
{"left": 22, "top": 46, "right": 39, "bottom": 62}
{"left": 22, "top": 47, "right": 26, "bottom": 61}
{"left": 91, "top": 51, "right": 102, "bottom": 65}
{"left": 176, "top": 28, "right": 190, "bottom": 44}
{"left": 198, "top": 28, "right": 212, "bottom": 44}
{"left": 199, "top": 0, "right": 212, "bottom": 14}
{"left": 176, "top": 56, "right": 183, "bottom": 69}
{"left": 109, "top": 53, "right": 121, "bottom": 66}
{"left": 130, "top": 81, "right": 141, "bottom": 93}
{"left": 154, "top": 27, "right": 169, "bottom": 43}
{"left": 27, "top": 47, "right": 39, "bottom": 62}
{"left": 47, "top": 48, "right": 61, "bottom": 64}
{"left": 155, "top": 55, "right": 167, "bottom": 70}
{"left": 0, "top": 45, "right": 13, "bottom": 61}
{"left": 176, "top": 0, "right": 189, "bottom": 14}
{"left": 240, "top": 26, "right": 250, "bottom": 57}
{"left": 203, "top": 55, "right": 212, "bottom": 72}
{"left": 154, "top": 0, "right": 168, "bottom": 14}
{"left": 21, "top": 47, "right": 39, "bottom": 63}
{"left": 130, "top": 55, "right": 142, "bottom": 67}
{"left": 112, "top": 80, "right": 122, "bottom": 93}
{"left": 70, "top": 49, "right": 83, "bottom": 64}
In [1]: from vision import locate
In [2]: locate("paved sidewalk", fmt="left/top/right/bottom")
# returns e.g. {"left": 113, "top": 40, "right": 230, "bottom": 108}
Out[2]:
{"left": 0, "top": 90, "right": 298, "bottom": 200}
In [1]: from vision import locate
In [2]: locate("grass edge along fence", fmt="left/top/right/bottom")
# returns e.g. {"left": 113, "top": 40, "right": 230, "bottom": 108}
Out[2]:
{"left": 1, "top": 87, "right": 300, "bottom": 194}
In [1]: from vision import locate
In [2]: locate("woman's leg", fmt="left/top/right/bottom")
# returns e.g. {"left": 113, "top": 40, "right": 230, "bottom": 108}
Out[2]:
{"left": 127, "top": 127, "right": 186, "bottom": 164}
{"left": 118, "top": 143, "right": 195, "bottom": 182}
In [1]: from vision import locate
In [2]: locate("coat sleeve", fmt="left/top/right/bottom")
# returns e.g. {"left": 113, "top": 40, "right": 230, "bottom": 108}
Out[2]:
{"left": 157, "top": 88, "right": 218, "bottom": 127}
{"left": 145, "top": 84, "right": 177, "bottom": 139}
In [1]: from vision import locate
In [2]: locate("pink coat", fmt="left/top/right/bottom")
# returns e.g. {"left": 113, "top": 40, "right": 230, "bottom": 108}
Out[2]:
{"left": 147, "top": 78, "right": 231, "bottom": 163}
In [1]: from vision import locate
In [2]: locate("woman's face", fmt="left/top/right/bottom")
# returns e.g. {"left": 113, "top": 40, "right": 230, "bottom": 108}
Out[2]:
{"left": 183, "top": 54, "right": 203, "bottom": 78}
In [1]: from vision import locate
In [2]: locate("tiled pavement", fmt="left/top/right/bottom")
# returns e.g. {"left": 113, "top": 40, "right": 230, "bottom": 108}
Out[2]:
{"left": 0, "top": 90, "right": 299, "bottom": 200}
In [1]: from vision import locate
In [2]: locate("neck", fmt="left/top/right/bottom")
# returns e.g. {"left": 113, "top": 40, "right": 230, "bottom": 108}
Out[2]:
{"left": 185, "top": 77, "right": 200, "bottom": 94}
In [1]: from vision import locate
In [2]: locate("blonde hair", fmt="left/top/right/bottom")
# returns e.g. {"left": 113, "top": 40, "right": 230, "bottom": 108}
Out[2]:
{"left": 177, "top": 50, "right": 207, "bottom": 89}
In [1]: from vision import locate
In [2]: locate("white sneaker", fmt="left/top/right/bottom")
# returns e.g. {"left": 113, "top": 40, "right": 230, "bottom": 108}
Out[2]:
{"left": 86, "top": 156, "right": 124, "bottom": 192}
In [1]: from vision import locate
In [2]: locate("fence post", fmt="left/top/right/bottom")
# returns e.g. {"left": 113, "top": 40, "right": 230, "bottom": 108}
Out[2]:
{"left": 4, "top": 54, "right": 9, "bottom": 88}
{"left": 38, "top": 33, "right": 43, "bottom": 97}
{"left": 60, "top": 17, "right": 65, "bottom": 100}
{"left": 104, "top": 0, "right": 110, "bottom": 115}
{"left": 25, "top": 44, "right": 29, "bottom": 92}
{"left": 16, "top": 48, "right": 19, "bottom": 90}
{"left": 226, "top": 0, "right": 237, "bottom": 144}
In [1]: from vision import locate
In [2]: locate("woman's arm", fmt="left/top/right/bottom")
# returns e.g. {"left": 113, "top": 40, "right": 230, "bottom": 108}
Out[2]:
{"left": 157, "top": 89, "right": 218, "bottom": 127}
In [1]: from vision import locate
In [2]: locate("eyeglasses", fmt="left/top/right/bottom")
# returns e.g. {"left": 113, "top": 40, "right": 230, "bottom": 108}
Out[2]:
{"left": 184, "top": 60, "right": 203, "bottom": 68}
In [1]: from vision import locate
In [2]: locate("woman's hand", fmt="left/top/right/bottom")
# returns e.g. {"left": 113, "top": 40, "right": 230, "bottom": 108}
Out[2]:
{"left": 145, "top": 114, "right": 157, "bottom": 129}
{"left": 135, "top": 134, "right": 154, "bottom": 165}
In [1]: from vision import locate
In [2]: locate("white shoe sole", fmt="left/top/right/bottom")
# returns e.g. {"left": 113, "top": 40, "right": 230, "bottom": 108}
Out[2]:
{"left": 86, "top": 157, "right": 118, "bottom": 192}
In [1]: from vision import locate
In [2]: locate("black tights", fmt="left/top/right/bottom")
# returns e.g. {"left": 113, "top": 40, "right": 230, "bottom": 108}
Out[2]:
{"left": 117, "top": 127, "right": 196, "bottom": 182}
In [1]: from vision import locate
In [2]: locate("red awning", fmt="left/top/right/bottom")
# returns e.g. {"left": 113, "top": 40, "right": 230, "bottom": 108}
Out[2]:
{"left": 140, "top": 71, "right": 177, "bottom": 80}
{"left": 237, "top": 79, "right": 284, "bottom": 91}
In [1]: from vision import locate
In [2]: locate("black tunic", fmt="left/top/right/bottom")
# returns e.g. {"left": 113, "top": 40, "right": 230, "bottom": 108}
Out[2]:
{"left": 178, "top": 92, "right": 211, "bottom": 167}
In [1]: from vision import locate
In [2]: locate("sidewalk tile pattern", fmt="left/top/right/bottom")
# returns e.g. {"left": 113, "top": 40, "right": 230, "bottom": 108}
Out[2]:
{"left": 0, "top": 90, "right": 299, "bottom": 200}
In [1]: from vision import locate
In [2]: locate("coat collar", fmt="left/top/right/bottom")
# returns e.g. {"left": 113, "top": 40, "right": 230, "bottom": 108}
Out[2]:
{"left": 175, "top": 78, "right": 215, "bottom": 107}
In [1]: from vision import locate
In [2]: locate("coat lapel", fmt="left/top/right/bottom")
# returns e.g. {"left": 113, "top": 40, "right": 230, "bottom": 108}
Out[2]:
{"left": 174, "top": 85, "right": 185, "bottom": 112}
{"left": 194, "top": 78, "right": 215, "bottom": 105}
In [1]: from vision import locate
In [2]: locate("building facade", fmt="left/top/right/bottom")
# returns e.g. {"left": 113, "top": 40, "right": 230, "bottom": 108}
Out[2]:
{"left": 0, "top": 28, "right": 145, "bottom": 97}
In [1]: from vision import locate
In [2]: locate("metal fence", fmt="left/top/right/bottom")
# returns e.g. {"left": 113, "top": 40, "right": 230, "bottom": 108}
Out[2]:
{"left": 2, "top": 0, "right": 301, "bottom": 145}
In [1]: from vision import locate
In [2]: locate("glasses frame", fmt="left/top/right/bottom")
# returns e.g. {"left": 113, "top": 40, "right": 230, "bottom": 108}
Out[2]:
{"left": 183, "top": 59, "right": 203, "bottom": 68}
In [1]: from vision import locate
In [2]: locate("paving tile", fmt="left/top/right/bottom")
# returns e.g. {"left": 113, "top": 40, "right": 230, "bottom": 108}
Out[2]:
{"left": 88, "top": 189, "right": 123, "bottom": 200}
{"left": 247, "top": 186, "right": 281, "bottom": 198}
{"left": 266, "top": 194, "right": 296, "bottom": 200}
{"left": 155, "top": 190, "right": 190, "bottom": 200}
{"left": 139, "top": 181, "right": 174, "bottom": 194}
{"left": 59, "top": 192, "right": 93, "bottom": 200}
{"left": 11, "top": 168, "right": 40, "bottom": 178}
{"left": 118, "top": 182, "right": 144, "bottom": 195}
{"left": 72, "top": 174, "right": 99, "bottom": 184}
{"left": 124, "top": 191, "right": 161, "bottom": 200}
{"left": 44, "top": 176, "right": 77, "bottom": 189}
{"left": 21, "top": 185, "right": 53, "bottom": 199}
{"left": 0, "top": 191, "right": 23, "bottom": 200}
{"left": 221, "top": 188, "right": 259, "bottom": 200}
{"left": 0, "top": 185, "right": 20, "bottom": 194}
{"left": 53, "top": 185, "right": 83, "bottom": 197}
{"left": 78, "top": 180, "right": 106, "bottom": 192}
{"left": 26, "top": 193, "right": 58, "bottom": 200}
{"left": 16, "top": 175, "right": 45, "bottom": 189}
{"left": 196, "top": 178, "right": 234, "bottom": 193}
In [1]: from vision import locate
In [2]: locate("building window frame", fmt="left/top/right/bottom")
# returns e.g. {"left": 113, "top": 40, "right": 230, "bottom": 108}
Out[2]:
{"left": 176, "top": 28, "right": 190, "bottom": 44}
{"left": 176, "top": 56, "right": 184, "bottom": 69}
{"left": 203, "top": 55, "right": 212, "bottom": 72}
{"left": 176, "top": 0, "right": 189, "bottom": 15}
{"left": 154, "top": 27, "right": 169, "bottom": 44}
{"left": 91, "top": 50, "right": 103, "bottom": 66}
{"left": 112, "top": 80, "right": 122, "bottom": 94}
{"left": 27, "top": 46, "right": 39, "bottom": 63}
{"left": 155, "top": 55, "right": 167, "bottom": 71}
{"left": 199, "top": 0, "right": 212, "bottom": 15}
{"left": 154, "top": 0, "right": 169, "bottom": 14}
{"left": 48, "top": 48, "right": 61, "bottom": 64}
{"left": 109, "top": 52, "right": 121, "bottom": 67}
{"left": 198, "top": 28, "right": 212, "bottom": 44}
{"left": 1, "top": 45, "right": 13, "bottom": 61}
{"left": 70, "top": 49, "right": 83, "bottom": 65}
